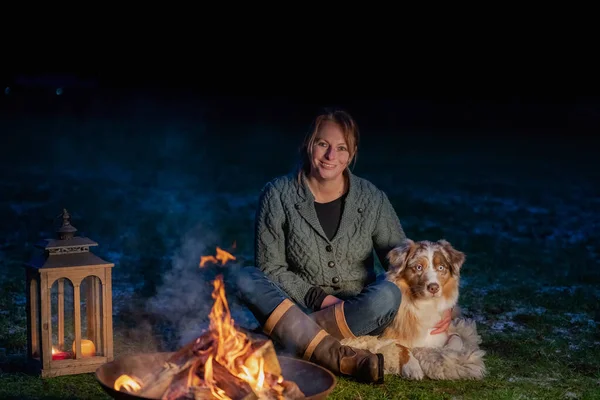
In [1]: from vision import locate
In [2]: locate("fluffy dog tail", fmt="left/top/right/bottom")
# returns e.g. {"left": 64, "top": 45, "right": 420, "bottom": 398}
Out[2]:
{"left": 341, "top": 318, "right": 486, "bottom": 380}
{"left": 412, "top": 318, "right": 486, "bottom": 380}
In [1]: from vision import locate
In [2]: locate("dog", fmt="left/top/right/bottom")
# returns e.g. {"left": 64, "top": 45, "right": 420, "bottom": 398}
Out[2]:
{"left": 341, "top": 239, "right": 486, "bottom": 380}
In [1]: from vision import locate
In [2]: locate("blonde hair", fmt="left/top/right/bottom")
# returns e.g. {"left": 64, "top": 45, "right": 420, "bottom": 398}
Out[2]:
{"left": 296, "top": 108, "right": 360, "bottom": 182}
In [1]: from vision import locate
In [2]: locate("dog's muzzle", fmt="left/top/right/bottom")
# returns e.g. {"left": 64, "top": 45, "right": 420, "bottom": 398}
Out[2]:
{"left": 427, "top": 283, "right": 440, "bottom": 294}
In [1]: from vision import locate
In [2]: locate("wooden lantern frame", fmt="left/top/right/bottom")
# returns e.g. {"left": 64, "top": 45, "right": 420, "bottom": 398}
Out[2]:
{"left": 25, "top": 209, "right": 114, "bottom": 378}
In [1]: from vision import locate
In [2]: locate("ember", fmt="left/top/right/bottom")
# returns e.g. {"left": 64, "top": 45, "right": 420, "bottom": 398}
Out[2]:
{"left": 112, "top": 246, "right": 306, "bottom": 400}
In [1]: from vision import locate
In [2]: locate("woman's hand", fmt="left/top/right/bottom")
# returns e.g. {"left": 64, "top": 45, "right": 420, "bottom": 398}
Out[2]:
{"left": 320, "top": 295, "right": 343, "bottom": 309}
{"left": 430, "top": 308, "right": 453, "bottom": 334}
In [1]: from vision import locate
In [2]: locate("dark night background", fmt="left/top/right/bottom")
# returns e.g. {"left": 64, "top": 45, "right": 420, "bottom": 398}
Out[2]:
{"left": 1, "top": 73, "right": 599, "bottom": 398}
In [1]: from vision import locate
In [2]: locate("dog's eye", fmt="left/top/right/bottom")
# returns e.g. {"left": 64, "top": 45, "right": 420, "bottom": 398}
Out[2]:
{"left": 416, "top": 264, "right": 423, "bottom": 271}
{"left": 438, "top": 265, "right": 445, "bottom": 271}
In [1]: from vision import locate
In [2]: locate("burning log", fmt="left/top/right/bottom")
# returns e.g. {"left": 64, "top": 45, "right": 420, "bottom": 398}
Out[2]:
{"left": 121, "top": 335, "right": 214, "bottom": 398}
{"left": 160, "top": 356, "right": 255, "bottom": 400}
{"left": 204, "top": 357, "right": 257, "bottom": 400}
{"left": 113, "top": 269, "right": 306, "bottom": 399}
{"left": 161, "top": 360, "right": 205, "bottom": 400}
{"left": 134, "top": 354, "right": 199, "bottom": 398}
{"left": 247, "top": 339, "right": 282, "bottom": 377}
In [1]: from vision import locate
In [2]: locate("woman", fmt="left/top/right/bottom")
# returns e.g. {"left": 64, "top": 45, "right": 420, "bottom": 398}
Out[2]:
{"left": 234, "top": 108, "right": 451, "bottom": 384}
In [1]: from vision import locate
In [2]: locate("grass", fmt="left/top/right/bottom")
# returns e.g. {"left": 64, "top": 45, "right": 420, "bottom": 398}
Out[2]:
{"left": 1, "top": 110, "right": 599, "bottom": 399}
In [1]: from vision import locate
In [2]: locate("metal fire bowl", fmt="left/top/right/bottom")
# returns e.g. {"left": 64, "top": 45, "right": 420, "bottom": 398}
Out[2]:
{"left": 96, "top": 352, "right": 337, "bottom": 400}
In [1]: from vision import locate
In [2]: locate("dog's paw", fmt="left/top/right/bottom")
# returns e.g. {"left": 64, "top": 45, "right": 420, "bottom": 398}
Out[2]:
{"left": 401, "top": 352, "right": 424, "bottom": 380}
{"left": 446, "top": 333, "right": 464, "bottom": 351}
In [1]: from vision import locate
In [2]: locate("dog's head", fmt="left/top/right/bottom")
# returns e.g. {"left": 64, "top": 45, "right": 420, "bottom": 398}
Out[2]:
{"left": 386, "top": 239, "right": 465, "bottom": 300}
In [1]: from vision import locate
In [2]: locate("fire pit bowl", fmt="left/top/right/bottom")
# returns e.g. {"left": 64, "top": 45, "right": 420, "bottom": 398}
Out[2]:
{"left": 96, "top": 352, "right": 337, "bottom": 400}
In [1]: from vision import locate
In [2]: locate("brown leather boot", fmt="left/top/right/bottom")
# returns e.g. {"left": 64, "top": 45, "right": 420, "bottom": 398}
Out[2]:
{"left": 309, "top": 302, "right": 357, "bottom": 340}
{"left": 263, "top": 299, "right": 384, "bottom": 384}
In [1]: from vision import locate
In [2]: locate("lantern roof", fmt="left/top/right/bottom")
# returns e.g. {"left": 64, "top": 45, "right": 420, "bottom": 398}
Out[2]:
{"left": 26, "top": 251, "right": 113, "bottom": 270}
{"left": 36, "top": 236, "right": 99, "bottom": 251}
{"left": 25, "top": 208, "right": 114, "bottom": 271}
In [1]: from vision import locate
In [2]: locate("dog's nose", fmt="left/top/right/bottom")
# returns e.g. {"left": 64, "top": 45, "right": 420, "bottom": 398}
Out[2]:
{"left": 427, "top": 283, "right": 440, "bottom": 294}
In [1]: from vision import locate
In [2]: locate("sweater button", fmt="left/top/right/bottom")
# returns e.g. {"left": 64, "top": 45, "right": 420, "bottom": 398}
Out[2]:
{"left": 358, "top": 207, "right": 363, "bottom": 213}
{"left": 332, "top": 277, "right": 340, "bottom": 284}
{"left": 328, "top": 261, "right": 335, "bottom": 268}
{"left": 326, "top": 245, "right": 332, "bottom": 252}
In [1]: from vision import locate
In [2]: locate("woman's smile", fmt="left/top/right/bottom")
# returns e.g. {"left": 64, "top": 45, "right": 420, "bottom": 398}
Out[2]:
{"left": 319, "top": 161, "right": 338, "bottom": 169}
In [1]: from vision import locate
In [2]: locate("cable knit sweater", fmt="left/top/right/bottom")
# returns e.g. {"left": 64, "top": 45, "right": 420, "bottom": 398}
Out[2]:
{"left": 254, "top": 169, "right": 407, "bottom": 310}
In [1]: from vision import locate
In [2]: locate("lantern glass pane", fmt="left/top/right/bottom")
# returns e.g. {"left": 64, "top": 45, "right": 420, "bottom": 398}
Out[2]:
{"left": 50, "top": 278, "right": 74, "bottom": 360}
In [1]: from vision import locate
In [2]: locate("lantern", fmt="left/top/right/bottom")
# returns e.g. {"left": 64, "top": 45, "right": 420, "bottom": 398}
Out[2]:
{"left": 24, "top": 209, "right": 114, "bottom": 377}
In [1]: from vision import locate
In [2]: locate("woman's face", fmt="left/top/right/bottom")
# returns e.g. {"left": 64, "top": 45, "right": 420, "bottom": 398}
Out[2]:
{"left": 309, "top": 120, "right": 351, "bottom": 182}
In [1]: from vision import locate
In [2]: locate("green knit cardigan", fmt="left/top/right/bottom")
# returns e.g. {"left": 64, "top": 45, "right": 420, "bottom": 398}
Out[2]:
{"left": 254, "top": 170, "right": 407, "bottom": 309}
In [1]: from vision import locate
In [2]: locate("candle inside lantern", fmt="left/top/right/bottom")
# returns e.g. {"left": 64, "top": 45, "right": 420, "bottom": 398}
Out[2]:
{"left": 72, "top": 339, "right": 96, "bottom": 357}
{"left": 51, "top": 347, "right": 69, "bottom": 360}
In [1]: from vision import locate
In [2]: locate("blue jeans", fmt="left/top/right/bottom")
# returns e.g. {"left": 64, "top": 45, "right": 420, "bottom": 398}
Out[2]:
{"left": 231, "top": 266, "right": 401, "bottom": 337}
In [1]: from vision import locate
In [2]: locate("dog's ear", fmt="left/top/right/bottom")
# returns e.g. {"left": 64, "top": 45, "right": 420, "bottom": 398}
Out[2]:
{"left": 438, "top": 239, "right": 466, "bottom": 276}
{"left": 387, "top": 239, "right": 416, "bottom": 274}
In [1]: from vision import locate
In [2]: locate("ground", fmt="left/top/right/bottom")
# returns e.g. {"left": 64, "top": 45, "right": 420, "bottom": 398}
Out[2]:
{"left": 0, "top": 103, "right": 599, "bottom": 399}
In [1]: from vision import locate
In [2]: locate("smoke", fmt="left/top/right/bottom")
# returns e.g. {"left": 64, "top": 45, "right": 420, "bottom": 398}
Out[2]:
{"left": 144, "top": 222, "right": 259, "bottom": 348}
{"left": 143, "top": 223, "right": 220, "bottom": 347}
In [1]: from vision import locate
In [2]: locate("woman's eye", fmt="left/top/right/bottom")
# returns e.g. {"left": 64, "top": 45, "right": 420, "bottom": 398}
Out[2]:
{"left": 338, "top": 146, "right": 347, "bottom": 151}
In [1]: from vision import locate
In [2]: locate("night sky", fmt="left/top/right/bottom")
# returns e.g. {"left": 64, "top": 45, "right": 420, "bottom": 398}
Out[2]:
{"left": 2, "top": 72, "right": 599, "bottom": 188}
{"left": 4, "top": 73, "right": 599, "bottom": 133}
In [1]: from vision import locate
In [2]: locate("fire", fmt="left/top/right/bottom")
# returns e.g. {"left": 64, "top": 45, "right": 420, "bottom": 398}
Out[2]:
{"left": 198, "top": 274, "right": 285, "bottom": 399}
{"left": 113, "top": 245, "right": 294, "bottom": 399}
{"left": 200, "top": 246, "right": 236, "bottom": 268}
{"left": 114, "top": 374, "right": 142, "bottom": 392}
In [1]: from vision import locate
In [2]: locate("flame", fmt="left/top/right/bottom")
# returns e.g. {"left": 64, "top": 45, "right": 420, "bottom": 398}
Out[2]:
{"left": 198, "top": 245, "right": 282, "bottom": 398}
{"left": 200, "top": 246, "right": 236, "bottom": 268}
{"left": 114, "top": 374, "right": 142, "bottom": 392}
{"left": 52, "top": 346, "right": 57, "bottom": 355}
{"left": 216, "top": 246, "right": 236, "bottom": 265}
{"left": 201, "top": 274, "right": 280, "bottom": 399}
{"left": 114, "top": 245, "right": 286, "bottom": 399}
{"left": 200, "top": 255, "right": 218, "bottom": 267}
